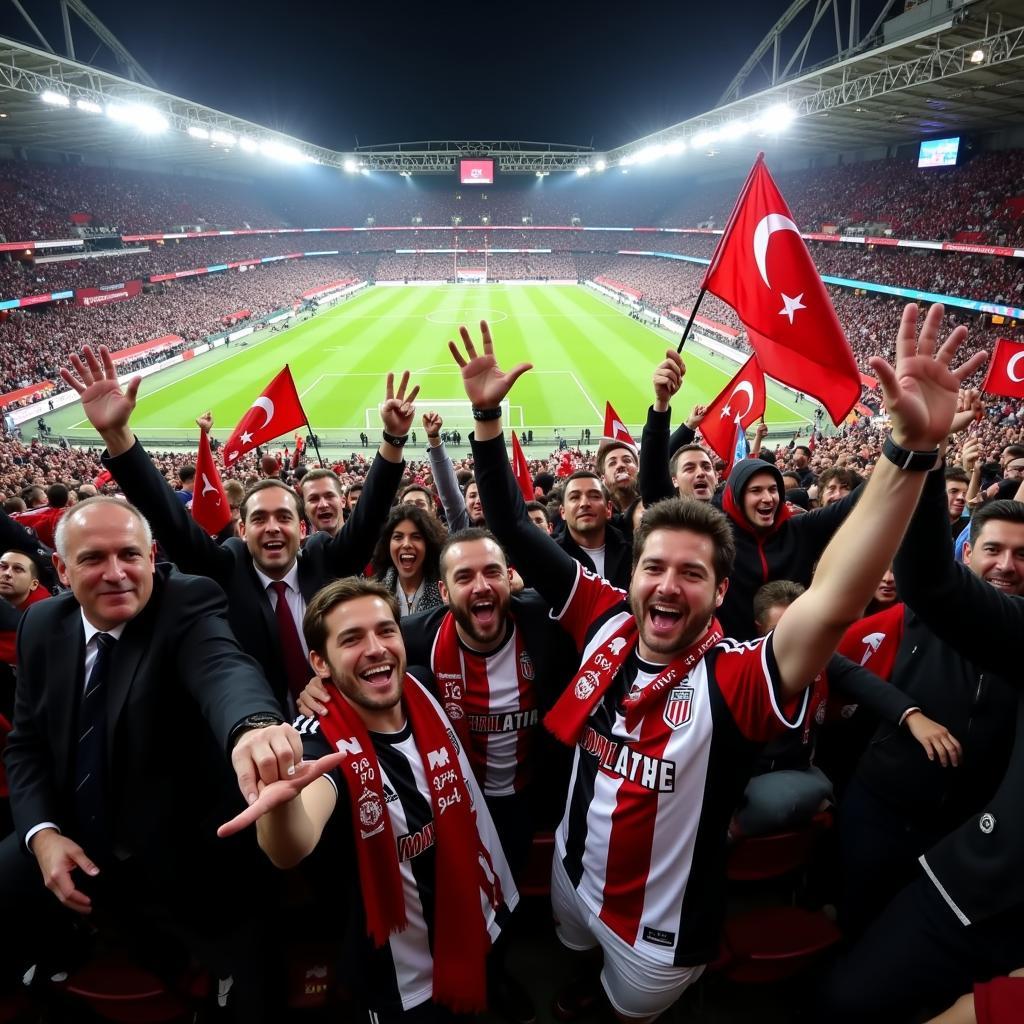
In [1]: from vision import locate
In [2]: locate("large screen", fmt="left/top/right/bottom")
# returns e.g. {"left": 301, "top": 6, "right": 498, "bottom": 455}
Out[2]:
{"left": 918, "top": 137, "right": 960, "bottom": 168}
{"left": 460, "top": 159, "right": 494, "bottom": 185}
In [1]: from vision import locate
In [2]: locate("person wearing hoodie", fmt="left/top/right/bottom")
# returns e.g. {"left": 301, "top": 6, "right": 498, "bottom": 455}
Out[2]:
{"left": 717, "top": 457, "right": 861, "bottom": 641}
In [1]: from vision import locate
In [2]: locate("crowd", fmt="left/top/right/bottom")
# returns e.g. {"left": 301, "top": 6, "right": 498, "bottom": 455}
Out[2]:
{"left": 1, "top": 305, "right": 1022, "bottom": 1024}
{"left": 0, "top": 256, "right": 370, "bottom": 397}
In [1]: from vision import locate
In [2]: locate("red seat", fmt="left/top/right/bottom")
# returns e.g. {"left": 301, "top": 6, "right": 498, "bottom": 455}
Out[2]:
{"left": 718, "top": 907, "right": 841, "bottom": 983}
{"left": 519, "top": 832, "right": 555, "bottom": 898}
{"left": 727, "top": 811, "right": 832, "bottom": 882}
{"left": 61, "top": 954, "right": 194, "bottom": 1023}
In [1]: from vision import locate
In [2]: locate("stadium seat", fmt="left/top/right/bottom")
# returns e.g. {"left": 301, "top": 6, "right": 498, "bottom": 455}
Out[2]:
{"left": 726, "top": 811, "right": 833, "bottom": 882}
{"left": 285, "top": 944, "right": 336, "bottom": 1010}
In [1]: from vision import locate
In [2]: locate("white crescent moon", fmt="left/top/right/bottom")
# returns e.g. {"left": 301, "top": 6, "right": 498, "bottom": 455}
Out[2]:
{"left": 251, "top": 396, "right": 275, "bottom": 429}
{"left": 753, "top": 214, "right": 801, "bottom": 289}
{"left": 729, "top": 381, "right": 755, "bottom": 420}
{"left": 1008, "top": 351, "right": 1024, "bottom": 383}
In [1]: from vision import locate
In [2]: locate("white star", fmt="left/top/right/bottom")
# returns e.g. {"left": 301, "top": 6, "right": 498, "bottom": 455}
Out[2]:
{"left": 720, "top": 404, "right": 732, "bottom": 419}
{"left": 240, "top": 430, "right": 253, "bottom": 444}
{"left": 778, "top": 292, "right": 806, "bottom": 324}
{"left": 227, "top": 450, "right": 238, "bottom": 462}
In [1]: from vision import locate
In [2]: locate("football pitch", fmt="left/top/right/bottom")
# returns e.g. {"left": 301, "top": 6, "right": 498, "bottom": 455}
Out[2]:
{"left": 54, "top": 284, "right": 814, "bottom": 448}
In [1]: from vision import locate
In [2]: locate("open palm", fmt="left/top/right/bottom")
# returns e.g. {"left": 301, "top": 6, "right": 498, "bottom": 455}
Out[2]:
{"left": 60, "top": 345, "right": 140, "bottom": 434}
{"left": 448, "top": 321, "right": 532, "bottom": 408}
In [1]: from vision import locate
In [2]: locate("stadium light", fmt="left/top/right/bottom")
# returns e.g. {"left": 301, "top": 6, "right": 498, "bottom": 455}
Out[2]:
{"left": 575, "top": 166, "right": 590, "bottom": 176}
{"left": 106, "top": 102, "right": 168, "bottom": 134}
{"left": 634, "top": 144, "right": 666, "bottom": 165}
{"left": 720, "top": 119, "right": 749, "bottom": 141}
{"left": 970, "top": 48, "right": 985, "bottom": 63}
{"left": 76, "top": 98, "right": 102, "bottom": 114}
{"left": 691, "top": 129, "right": 719, "bottom": 150}
{"left": 239, "top": 137, "right": 258, "bottom": 153}
{"left": 41, "top": 90, "right": 70, "bottom": 107}
{"left": 260, "top": 140, "right": 304, "bottom": 162}
{"left": 359, "top": 167, "right": 370, "bottom": 176}
{"left": 343, "top": 158, "right": 358, "bottom": 173}
{"left": 188, "top": 126, "right": 210, "bottom": 140}
{"left": 756, "top": 102, "right": 796, "bottom": 134}
{"left": 664, "top": 139, "right": 687, "bottom": 156}
{"left": 594, "top": 159, "right": 607, "bottom": 172}
{"left": 535, "top": 170, "right": 549, "bottom": 177}
{"left": 210, "top": 129, "right": 236, "bottom": 146}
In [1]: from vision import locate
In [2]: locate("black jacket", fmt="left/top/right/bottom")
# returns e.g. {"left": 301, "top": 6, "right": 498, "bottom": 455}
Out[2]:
{"left": 894, "top": 464, "right": 1024, "bottom": 925}
{"left": 103, "top": 439, "right": 403, "bottom": 706}
{"left": 639, "top": 406, "right": 697, "bottom": 507}
{"left": 718, "top": 458, "right": 859, "bottom": 641}
{"left": 4, "top": 568, "right": 281, "bottom": 861}
{"left": 553, "top": 522, "right": 632, "bottom": 592}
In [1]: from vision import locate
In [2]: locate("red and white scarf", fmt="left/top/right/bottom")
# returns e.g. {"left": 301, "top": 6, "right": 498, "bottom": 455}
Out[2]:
{"left": 316, "top": 673, "right": 492, "bottom": 1012}
{"left": 545, "top": 616, "right": 724, "bottom": 745}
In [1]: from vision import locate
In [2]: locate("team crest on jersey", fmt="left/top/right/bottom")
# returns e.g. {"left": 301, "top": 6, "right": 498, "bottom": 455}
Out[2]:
{"left": 663, "top": 686, "right": 694, "bottom": 730}
{"left": 574, "top": 670, "right": 601, "bottom": 700}
{"left": 519, "top": 651, "right": 535, "bottom": 681}
{"left": 444, "top": 701, "right": 465, "bottom": 721}
{"left": 357, "top": 787, "right": 386, "bottom": 839}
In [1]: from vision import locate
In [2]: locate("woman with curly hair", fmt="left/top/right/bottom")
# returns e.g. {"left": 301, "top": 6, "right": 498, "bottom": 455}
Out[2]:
{"left": 372, "top": 503, "right": 447, "bottom": 617}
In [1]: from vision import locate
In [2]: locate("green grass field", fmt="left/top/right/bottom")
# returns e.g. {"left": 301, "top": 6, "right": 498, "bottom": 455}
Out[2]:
{"left": 53, "top": 284, "right": 814, "bottom": 447}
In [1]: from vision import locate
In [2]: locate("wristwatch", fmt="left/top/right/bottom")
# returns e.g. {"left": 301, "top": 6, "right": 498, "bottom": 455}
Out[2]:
{"left": 230, "top": 712, "right": 284, "bottom": 747}
{"left": 382, "top": 431, "right": 409, "bottom": 448}
{"left": 471, "top": 407, "right": 503, "bottom": 421}
{"left": 882, "top": 434, "right": 940, "bottom": 472}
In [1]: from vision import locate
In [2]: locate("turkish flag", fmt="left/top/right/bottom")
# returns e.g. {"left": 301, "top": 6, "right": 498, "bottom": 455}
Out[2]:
{"left": 701, "top": 154, "right": 860, "bottom": 424}
{"left": 602, "top": 402, "right": 637, "bottom": 451}
{"left": 222, "top": 366, "right": 307, "bottom": 466}
{"left": 698, "top": 355, "right": 766, "bottom": 464}
{"left": 981, "top": 337, "right": 1024, "bottom": 399}
{"left": 510, "top": 432, "right": 534, "bottom": 501}
{"left": 192, "top": 431, "right": 231, "bottom": 536}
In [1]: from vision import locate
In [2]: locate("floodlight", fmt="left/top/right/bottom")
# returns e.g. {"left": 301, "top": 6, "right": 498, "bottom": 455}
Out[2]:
{"left": 210, "top": 129, "right": 236, "bottom": 146}
{"left": 76, "top": 99, "right": 101, "bottom": 114}
{"left": 620, "top": 153, "right": 637, "bottom": 167}
{"left": 594, "top": 159, "right": 607, "bottom": 172}
{"left": 260, "top": 140, "right": 304, "bottom": 162}
{"left": 756, "top": 103, "right": 796, "bottom": 133}
{"left": 970, "top": 48, "right": 985, "bottom": 63}
{"left": 360, "top": 167, "right": 370, "bottom": 176}
{"left": 664, "top": 139, "right": 687, "bottom": 156}
{"left": 239, "top": 137, "right": 258, "bottom": 153}
{"left": 576, "top": 166, "right": 590, "bottom": 176}
{"left": 691, "top": 130, "right": 717, "bottom": 149}
{"left": 343, "top": 158, "right": 358, "bottom": 173}
{"left": 188, "top": 126, "right": 210, "bottom": 140}
{"left": 41, "top": 90, "right": 70, "bottom": 107}
{"left": 634, "top": 144, "right": 665, "bottom": 165}
{"left": 106, "top": 102, "right": 168, "bottom": 134}
{"left": 720, "top": 120, "right": 749, "bottom": 141}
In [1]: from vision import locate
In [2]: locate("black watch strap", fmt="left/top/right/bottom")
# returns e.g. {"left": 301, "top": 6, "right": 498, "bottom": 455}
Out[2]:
{"left": 230, "top": 712, "right": 284, "bottom": 747}
{"left": 382, "top": 430, "right": 409, "bottom": 447}
{"left": 471, "top": 406, "right": 503, "bottom": 421}
{"left": 882, "top": 434, "right": 940, "bottom": 472}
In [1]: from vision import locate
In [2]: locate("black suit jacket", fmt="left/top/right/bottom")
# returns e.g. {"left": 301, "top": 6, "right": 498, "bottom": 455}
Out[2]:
{"left": 4, "top": 568, "right": 281, "bottom": 861}
{"left": 554, "top": 522, "right": 632, "bottom": 592}
{"left": 102, "top": 439, "right": 403, "bottom": 704}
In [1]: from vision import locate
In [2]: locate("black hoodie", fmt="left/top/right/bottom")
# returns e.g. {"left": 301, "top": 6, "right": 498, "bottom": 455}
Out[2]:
{"left": 718, "top": 458, "right": 860, "bottom": 640}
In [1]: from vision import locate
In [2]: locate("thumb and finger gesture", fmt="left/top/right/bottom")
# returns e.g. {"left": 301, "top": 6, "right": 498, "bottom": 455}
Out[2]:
{"left": 448, "top": 320, "right": 531, "bottom": 408}
{"left": 217, "top": 752, "right": 345, "bottom": 839}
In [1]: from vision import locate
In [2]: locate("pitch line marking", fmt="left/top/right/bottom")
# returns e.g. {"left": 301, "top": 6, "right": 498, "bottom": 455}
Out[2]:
{"left": 568, "top": 372, "right": 602, "bottom": 419}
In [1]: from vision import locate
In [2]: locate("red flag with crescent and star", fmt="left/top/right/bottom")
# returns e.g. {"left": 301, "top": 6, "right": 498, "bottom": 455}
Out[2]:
{"left": 191, "top": 430, "right": 231, "bottom": 536}
{"left": 701, "top": 154, "right": 860, "bottom": 424}
{"left": 222, "top": 366, "right": 307, "bottom": 466}
{"left": 601, "top": 402, "right": 637, "bottom": 452}
{"left": 698, "top": 354, "right": 766, "bottom": 465}
{"left": 982, "top": 337, "right": 1024, "bottom": 399}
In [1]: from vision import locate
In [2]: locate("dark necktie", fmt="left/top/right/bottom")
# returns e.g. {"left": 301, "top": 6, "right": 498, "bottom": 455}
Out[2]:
{"left": 73, "top": 632, "right": 116, "bottom": 859}
{"left": 270, "top": 581, "right": 310, "bottom": 700}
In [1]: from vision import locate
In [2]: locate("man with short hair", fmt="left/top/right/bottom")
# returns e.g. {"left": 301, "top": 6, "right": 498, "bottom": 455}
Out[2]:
{"left": 0, "top": 550, "right": 47, "bottom": 611}
{"left": 176, "top": 464, "right": 195, "bottom": 506}
{"left": 11, "top": 483, "right": 69, "bottom": 549}
{"left": 818, "top": 467, "right": 863, "bottom": 507}
{"left": 399, "top": 484, "right": 436, "bottom": 515}
{"left": 464, "top": 479, "right": 485, "bottom": 527}
{"left": 945, "top": 466, "right": 970, "bottom": 540}
{"left": 298, "top": 468, "right": 344, "bottom": 537}
{"left": 220, "top": 577, "right": 518, "bottom": 1021}
{"left": 597, "top": 443, "right": 638, "bottom": 519}
{"left": 448, "top": 308, "right": 981, "bottom": 1022}
{"left": 556, "top": 471, "right": 631, "bottom": 589}
{"left": 1, "top": 496, "right": 298, "bottom": 1010}
{"left": 344, "top": 481, "right": 363, "bottom": 519}
{"left": 525, "top": 500, "right": 552, "bottom": 533}
{"left": 792, "top": 444, "right": 815, "bottom": 487}
{"left": 669, "top": 445, "right": 718, "bottom": 502}
{"left": 61, "top": 344, "right": 417, "bottom": 711}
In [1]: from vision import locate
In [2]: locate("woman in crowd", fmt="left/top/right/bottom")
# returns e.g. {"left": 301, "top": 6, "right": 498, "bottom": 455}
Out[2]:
{"left": 371, "top": 503, "right": 447, "bottom": 617}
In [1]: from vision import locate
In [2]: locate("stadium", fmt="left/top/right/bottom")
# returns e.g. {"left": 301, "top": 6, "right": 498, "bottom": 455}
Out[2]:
{"left": 2, "top": 0, "right": 1024, "bottom": 1021}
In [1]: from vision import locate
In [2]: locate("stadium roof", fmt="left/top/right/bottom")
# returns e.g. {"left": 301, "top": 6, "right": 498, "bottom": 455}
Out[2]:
{"left": 0, "top": 0, "right": 1022, "bottom": 180}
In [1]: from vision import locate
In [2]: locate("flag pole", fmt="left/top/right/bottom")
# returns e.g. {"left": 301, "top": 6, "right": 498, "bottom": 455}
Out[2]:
{"left": 679, "top": 152, "right": 764, "bottom": 354}
{"left": 285, "top": 362, "right": 325, "bottom": 467}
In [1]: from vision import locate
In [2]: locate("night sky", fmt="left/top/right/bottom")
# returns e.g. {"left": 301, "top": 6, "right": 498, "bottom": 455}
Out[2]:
{"left": 0, "top": 1, "right": 894, "bottom": 151}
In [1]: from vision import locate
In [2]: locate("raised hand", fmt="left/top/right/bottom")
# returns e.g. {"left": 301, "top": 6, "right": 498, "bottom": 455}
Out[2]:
{"left": 448, "top": 320, "right": 532, "bottom": 408}
{"left": 60, "top": 345, "right": 141, "bottom": 438}
{"left": 422, "top": 411, "right": 443, "bottom": 438}
{"left": 868, "top": 304, "right": 988, "bottom": 451}
{"left": 653, "top": 349, "right": 685, "bottom": 410}
{"left": 217, "top": 751, "right": 345, "bottom": 838}
{"left": 686, "top": 404, "right": 709, "bottom": 430}
{"left": 950, "top": 388, "right": 983, "bottom": 435}
{"left": 196, "top": 411, "right": 214, "bottom": 434}
{"left": 380, "top": 371, "right": 420, "bottom": 436}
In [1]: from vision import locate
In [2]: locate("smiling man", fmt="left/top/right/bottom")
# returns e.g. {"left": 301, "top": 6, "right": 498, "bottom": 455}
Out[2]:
{"left": 555, "top": 471, "right": 632, "bottom": 589}
{"left": 448, "top": 308, "right": 982, "bottom": 1023}
{"left": 298, "top": 469, "right": 345, "bottom": 537}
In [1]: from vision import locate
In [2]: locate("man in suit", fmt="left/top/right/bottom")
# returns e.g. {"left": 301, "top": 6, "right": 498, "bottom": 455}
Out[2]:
{"left": 60, "top": 344, "right": 419, "bottom": 709}
{"left": 554, "top": 470, "right": 632, "bottom": 590}
{"left": 1, "top": 496, "right": 299, "bottom": 1012}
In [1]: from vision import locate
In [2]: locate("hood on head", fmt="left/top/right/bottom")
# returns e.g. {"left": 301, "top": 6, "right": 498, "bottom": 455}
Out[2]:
{"left": 722, "top": 458, "right": 791, "bottom": 537}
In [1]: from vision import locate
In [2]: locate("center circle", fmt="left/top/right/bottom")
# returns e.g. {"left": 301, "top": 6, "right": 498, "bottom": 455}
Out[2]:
{"left": 425, "top": 309, "right": 509, "bottom": 326}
